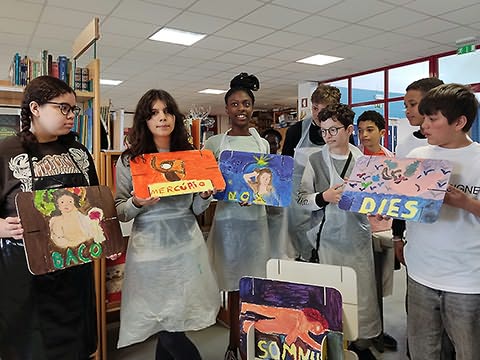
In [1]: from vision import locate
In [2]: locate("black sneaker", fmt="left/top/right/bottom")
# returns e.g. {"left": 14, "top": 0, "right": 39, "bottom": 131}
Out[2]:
{"left": 348, "top": 343, "right": 377, "bottom": 360}
{"left": 383, "top": 333, "right": 398, "bottom": 351}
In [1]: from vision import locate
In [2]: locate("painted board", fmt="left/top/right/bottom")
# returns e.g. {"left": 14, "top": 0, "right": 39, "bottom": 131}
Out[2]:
{"left": 216, "top": 151, "right": 294, "bottom": 207}
{"left": 339, "top": 156, "right": 453, "bottom": 223}
{"left": 130, "top": 149, "right": 225, "bottom": 198}
{"left": 15, "top": 185, "right": 124, "bottom": 275}
{"left": 240, "top": 277, "right": 343, "bottom": 360}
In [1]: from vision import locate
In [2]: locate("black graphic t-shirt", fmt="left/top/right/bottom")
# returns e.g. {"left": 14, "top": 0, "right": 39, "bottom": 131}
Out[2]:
{"left": 0, "top": 135, "right": 99, "bottom": 218}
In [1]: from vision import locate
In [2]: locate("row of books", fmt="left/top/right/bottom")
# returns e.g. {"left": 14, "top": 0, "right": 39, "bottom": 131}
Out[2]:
{"left": 73, "top": 107, "right": 94, "bottom": 153}
{"left": 9, "top": 51, "right": 90, "bottom": 91}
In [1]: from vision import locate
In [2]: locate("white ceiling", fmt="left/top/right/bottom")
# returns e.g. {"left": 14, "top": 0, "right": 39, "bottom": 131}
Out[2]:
{"left": 1, "top": 0, "right": 479, "bottom": 114}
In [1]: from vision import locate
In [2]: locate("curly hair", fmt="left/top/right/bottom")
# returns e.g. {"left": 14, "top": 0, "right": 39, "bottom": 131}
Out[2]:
{"left": 224, "top": 73, "right": 259, "bottom": 105}
{"left": 311, "top": 84, "right": 341, "bottom": 106}
{"left": 122, "top": 89, "right": 192, "bottom": 163}
{"left": 317, "top": 103, "right": 355, "bottom": 128}
{"left": 19, "top": 76, "right": 77, "bottom": 151}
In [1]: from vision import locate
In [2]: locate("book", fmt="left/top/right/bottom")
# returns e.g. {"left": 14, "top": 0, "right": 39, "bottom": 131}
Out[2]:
{"left": 0, "top": 114, "right": 20, "bottom": 140}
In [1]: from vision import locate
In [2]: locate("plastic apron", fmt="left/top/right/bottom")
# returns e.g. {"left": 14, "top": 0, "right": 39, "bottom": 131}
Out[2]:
{"left": 117, "top": 169, "right": 219, "bottom": 348}
{"left": 319, "top": 144, "right": 381, "bottom": 339}
{"left": 0, "top": 147, "right": 97, "bottom": 360}
{"left": 288, "top": 118, "right": 324, "bottom": 260}
{"left": 207, "top": 128, "right": 270, "bottom": 291}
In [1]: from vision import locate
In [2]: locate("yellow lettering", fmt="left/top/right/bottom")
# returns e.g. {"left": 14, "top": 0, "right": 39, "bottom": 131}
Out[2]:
{"left": 269, "top": 342, "right": 280, "bottom": 360}
{"left": 240, "top": 191, "right": 250, "bottom": 202}
{"left": 257, "top": 340, "right": 268, "bottom": 359}
{"left": 298, "top": 346, "right": 310, "bottom": 360}
{"left": 386, "top": 198, "right": 401, "bottom": 217}
{"left": 228, "top": 192, "right": 237, "bottom": 201}
{"left": 358, "top": 197, "right": 376, "bottom": 214}
{"left": 402, "top": 200, "right": 419, "bottom": 219}
{"left": 282, "top": 342, "right": 297, "bottom": 359}
{"left": 377, "top": 198, "right": 388, "bottom": 214}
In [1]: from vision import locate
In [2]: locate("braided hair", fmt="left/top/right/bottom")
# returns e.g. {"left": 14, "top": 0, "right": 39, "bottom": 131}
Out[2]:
{"left": 224, "top": 73, "right": 260, "bottom": 105}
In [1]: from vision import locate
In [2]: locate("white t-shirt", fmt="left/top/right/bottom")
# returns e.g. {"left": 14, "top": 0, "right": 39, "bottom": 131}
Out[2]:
{"left": 395, "top": 131, "right": 427, "bottom": 158}
{"left": 404, "top": 142, "right": 480, "bottom": 294}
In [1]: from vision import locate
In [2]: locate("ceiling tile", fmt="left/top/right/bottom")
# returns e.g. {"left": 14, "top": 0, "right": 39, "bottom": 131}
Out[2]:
{"left": 437, "top": 4, "right": 480, "bottom": 25}
{"left": 320, "top": 0, "right": 395, "bottom": 23}
{"left": 188, "top": 0, "right": 264, "bottom": 20}
{"left": 35, "top": 23, "right": 81, "bottom": 41}
{"left": 393, "top": 18, "right": 458, "bottom": 37}
{"left": 137, "top": 0, "right": 197, "bottom": 8}
{"left": 323, "top": 24, "right": 384, "bottom": 43}
{"left": 177, "top": 47, "right": 223, "bottom": 60}
{"left": 111, "top": 0, "right": 181, "bottom": 25}
{"left": 166, "top": 12, "right": 233, "bottom": 34}
{"left": 134, "top": 39, "right": 185, "bottom": 55}
{"left": 358, "top": 7, "right": 429, "bottom": 31}
{"left": 195, "top": 61, "right": 238, "bottom": 71}
{"left": 265, "top": 48, "right": 314, "bottom": 63}
{"left": 271, "top": 0, "right": 343, "bottom": 13}
{"left": 283, "top": 15, "right": 348, "bottom": 36}
{"left": 215, "top": 22, "right": 275, "bottom": 41}
{"left": 46, "top": 0, "right": 121, "bottom": 15}
{"left": 102, "top": 17, "right": 160, "bottom": 38}
{"left": 256, "top": 31, "right": 313, "bottom": 48}
{"left": 99, "top": 33, "right": 144, "bottom": 49}
{"left": 2, "top": 0, "right": 43, "bottom": 21}
{"left": 0, "top": 18, "right": 37, "bottom": 36}
{"left": 355, "top": 32, "right": 415, "bottom": 49}
{"left": 214, "top": 52, "right": 259, "bottom": 65}
{"left": 195, "top": 35, "right": 246, "bottom": 52}
{"left": 403, "top": 0, "right": 478, "bottom": 16}
{"left": 242, "top": 4, "right": 309, "bottom": 30}
{"left": 234, "top": 43, "right": 281, "bottom": 57}
{"left": 40, "top": 6, "right": 100, "bottom": 29}
{"left": 293, "top": 37, "right": 347, "bottom": 52}
{"left": 162, "top": 55, "right": 207, "bottom": 68}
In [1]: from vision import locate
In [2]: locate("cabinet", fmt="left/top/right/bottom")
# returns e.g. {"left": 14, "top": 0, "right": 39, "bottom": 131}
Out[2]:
{"left": 0, "top": 18, "right": 102, "bottom": 360}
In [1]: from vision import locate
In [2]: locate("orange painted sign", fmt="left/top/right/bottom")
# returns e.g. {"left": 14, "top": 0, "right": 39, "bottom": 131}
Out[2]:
{"left": 130, "top": 149, "right": 225, "bottom": 198}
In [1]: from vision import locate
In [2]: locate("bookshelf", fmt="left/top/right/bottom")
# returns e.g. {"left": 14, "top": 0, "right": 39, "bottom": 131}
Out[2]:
{"left": 0, "top": 18, "right": 103, "bottom": 360}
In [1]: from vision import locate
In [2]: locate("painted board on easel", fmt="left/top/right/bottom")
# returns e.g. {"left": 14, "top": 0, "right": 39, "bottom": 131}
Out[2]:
{"left": 130, "top": 149, "right": 225, "bottom": 198}
{"left": 239, "top": 277, "right": 343, "bottom": 360}
{"left": 339, "top": 156, "right": 453, "bottom": 223}
{"left": 216, "top": 151, "right": 294, "bottom": 207}
{"left": 15, "top": 185, "right": 124, "bottom": 275}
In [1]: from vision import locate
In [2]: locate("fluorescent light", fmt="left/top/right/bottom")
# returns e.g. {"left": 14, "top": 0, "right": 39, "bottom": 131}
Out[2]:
{"left": 100, "top": 79, "right": 123, "bottom": 86}
{"left": 149, "top": 27, "right": 206, "bottom": 46}
{"left": 296, "top": 54, "right": 344, "bottom": 66}
{"left": 198, "top": 89, "right": 227, "bottom": 95}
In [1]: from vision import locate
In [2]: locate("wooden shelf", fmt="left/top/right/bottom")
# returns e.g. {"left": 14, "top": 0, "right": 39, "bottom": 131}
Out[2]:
{"left": 0, "top": 85, "right": 94, "bottom": 106}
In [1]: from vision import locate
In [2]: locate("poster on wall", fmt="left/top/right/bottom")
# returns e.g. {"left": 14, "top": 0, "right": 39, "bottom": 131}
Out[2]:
{"left": 130, "top": 149, "right": 225, "bottom": 198}
{"left": 15, "top": 185, "right": 124, "bottom": 275}
{"left": 239, "top": 277, "right": 344, "bottom": 360}
{"left": 339, "top": 156, "right": 453, "bottom": 223}
{"left": 216, "top": 150, "right": 294, "bottom": 207}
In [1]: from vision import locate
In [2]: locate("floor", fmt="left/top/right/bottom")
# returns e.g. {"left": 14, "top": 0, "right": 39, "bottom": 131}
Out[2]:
{"left": 108, "top": 267, "right": 408, "bottom": 360}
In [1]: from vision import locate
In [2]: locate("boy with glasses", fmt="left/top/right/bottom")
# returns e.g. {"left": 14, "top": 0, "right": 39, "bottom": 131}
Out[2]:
{"left": 298, "top": 103, "right": 380, "bottom": 360}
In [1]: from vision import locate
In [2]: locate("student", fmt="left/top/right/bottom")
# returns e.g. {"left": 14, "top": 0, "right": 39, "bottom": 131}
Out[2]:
{"left": 404, "top": 83, "right": 480, "bottom": 359}
{"left": 357, "top": 110, "right": 397, "bottom": 353}
{"left": 0, "top": 76, "right": 98, "bottom": 359}
{"left": 204, "top": 73, "right": 270, "bottom": 360}
{"left": 115, "top": 89, "right": 220, "bottom": 359}
{"left": 261, "top": 128, "right": 282, "bottom": 154}
{"left": 282, "top": 84, "right": 341, "bottom": 261}
{"left": 298, "top": 103, "right": 380, "bottom": 360}
{"left": 393, "top": 77, "right": 444, "bottom": 264}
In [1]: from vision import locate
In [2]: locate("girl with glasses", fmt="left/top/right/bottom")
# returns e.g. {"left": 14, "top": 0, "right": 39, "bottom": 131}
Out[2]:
{"left": 0, "top": 75, "right": 99, "bottom": 359}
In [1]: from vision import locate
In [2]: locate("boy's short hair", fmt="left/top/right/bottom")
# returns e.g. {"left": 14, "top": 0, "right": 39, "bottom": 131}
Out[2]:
{"left": 357, "top": 110, "right": 386, "bottom": 130}
{"left": 262, "top": 128, "right": 282, "bottom": 142}
{"left": 318, "top": 103, "right": 355, "bottom": 128}
{"left": 406, "top": 77, "right": 444, "bottom": 95}
{"left": 419, "top": 83, "right": 479, "bottom": 132}
{"left": 311, "top": 84, "right": 341, "bottom": 106}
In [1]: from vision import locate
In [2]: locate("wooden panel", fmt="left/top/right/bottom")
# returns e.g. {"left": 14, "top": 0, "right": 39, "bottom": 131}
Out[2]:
{"left": 72, "top": 17, "right": 100, "bottom": 60}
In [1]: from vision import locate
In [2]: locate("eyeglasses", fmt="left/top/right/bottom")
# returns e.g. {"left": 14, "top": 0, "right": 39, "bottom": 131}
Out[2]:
{"left": 320, "top": 126, "right": 345, "bottom": 137}
{"left": 46, "top": 101, "right": 81, "bottom": 116}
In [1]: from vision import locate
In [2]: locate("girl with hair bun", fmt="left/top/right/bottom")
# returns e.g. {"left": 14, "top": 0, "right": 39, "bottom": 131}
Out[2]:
{"left": 204, "top": 73, "right": 270, "bottom": 360}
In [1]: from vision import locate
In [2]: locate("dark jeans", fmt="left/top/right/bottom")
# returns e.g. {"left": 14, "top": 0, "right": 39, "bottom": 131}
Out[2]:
{"left": 155, "top": 331, "right": 202, "bottom": 360}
